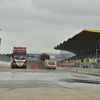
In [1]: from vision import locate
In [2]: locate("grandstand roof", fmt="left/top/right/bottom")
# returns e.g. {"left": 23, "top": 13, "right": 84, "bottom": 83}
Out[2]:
{"left": 54, "top": 30, "right": 100, "bottom": 54}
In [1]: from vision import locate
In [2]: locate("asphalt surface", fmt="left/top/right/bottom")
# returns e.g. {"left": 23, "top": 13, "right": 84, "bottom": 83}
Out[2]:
{"left": 0, "top": 69, "right": 100, "bottom": 90}
{"left": 0, "top": 57, "right": 100, "bottom": 100}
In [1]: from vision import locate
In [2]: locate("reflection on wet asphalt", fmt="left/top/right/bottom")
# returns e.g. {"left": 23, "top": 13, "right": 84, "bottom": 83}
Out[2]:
{"left": 0, "top": 57, "right": 100, "bottom": 91}
{"left": 0, "top": 71, "right": 100, "bottom": 91}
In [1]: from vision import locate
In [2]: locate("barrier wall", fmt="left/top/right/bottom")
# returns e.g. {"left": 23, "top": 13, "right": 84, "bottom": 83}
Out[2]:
{"left": 57, "top": 67, "right": 100, "bottom": 76}
{"left": 0, "top": 61, "right": 11, "bottom": 67}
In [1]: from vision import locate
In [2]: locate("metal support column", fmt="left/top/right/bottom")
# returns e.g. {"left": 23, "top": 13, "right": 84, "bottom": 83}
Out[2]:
{"left": 98, "top": 35, "right": 100, "bottom": 51}
{"left": 87, "top": 38, "right": 90, "bottom": 58}
{"left": 89, "top": 38, "right": 92, "bottom": 57}
{"left": 95, "top": 36, "right": 98, "bottom": 58}
{"left": 85, "top": 40, "right": 87, "bottom": 58}
{"left": 92, "top": 37, "right": 95, "bottom": 58}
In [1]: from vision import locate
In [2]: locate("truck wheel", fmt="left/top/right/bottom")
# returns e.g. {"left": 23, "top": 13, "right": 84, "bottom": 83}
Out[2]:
{"left": 11, "top": 63, "right": 14, "bottom": 69}
{"left": 23, "top": 66, "right": 27, "bottom": 69}
{"left": 11, "top": 66, "right": 14, "bottom": 69}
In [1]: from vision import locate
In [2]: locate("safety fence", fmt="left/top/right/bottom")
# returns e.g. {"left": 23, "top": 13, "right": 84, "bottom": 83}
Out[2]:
{"left": 58, "top": 62, "right": 100, "bottom": 69}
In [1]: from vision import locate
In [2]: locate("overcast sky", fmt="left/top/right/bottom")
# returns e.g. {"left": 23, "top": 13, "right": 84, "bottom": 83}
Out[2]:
{"left": 0, "top": 0, "right": 100, "bottom": 54}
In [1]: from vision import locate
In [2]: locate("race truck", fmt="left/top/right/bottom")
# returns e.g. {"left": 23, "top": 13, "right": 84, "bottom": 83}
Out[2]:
{"left": 11, "top": 47, "right": 27, "bottom": 69}
{"left": 45, "top": 59, "right": 57, "bottom": 70}
{"left": 38, "top": 53, "right": 50, "bottom": 68}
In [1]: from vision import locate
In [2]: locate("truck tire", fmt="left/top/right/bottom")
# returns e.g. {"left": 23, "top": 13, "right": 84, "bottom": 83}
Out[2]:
{"left": 23, "top": 66, "right": 27, "bottom": 69}
{"left": 11, "top": 63, "right": 14, "bottom": 69}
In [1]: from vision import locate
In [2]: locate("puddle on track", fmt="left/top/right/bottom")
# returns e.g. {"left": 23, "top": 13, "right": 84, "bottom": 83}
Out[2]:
{"left": 60, "top": 78, "right": 100, "bottom": 84}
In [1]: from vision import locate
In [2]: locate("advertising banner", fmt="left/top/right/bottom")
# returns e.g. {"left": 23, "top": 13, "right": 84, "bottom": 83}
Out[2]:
{"left": 84, "top": 59, "right": 89, "bottom": 63}
{"left": 89, "top": 59, "right": 96, "bottom": 63}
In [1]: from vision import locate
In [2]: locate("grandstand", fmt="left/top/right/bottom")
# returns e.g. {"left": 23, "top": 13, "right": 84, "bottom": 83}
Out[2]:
{"left": 54, "top": 30, "right": 100, "bottom": 65}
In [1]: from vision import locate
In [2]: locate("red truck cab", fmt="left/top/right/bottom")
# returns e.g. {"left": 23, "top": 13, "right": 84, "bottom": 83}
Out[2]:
{"left": 11, "top": 47, "right": 27, "bottom": 69}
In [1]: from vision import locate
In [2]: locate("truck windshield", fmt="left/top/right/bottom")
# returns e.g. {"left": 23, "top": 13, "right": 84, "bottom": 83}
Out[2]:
{"left": 48, "top": 62, "right": 55, "bottom": 65}
{"left": 40, "top": 55, "right": 50, "bottom": 61}
{"left": 14, "top": 53, "right": 26, "bottom": 58}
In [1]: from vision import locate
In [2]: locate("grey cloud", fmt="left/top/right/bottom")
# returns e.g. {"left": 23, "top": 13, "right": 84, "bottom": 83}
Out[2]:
{"left": 0, "top": 0, "right": 100, "bottom": 53}
{"left": 32, "top": 0, "right": 100, "bottom": 16}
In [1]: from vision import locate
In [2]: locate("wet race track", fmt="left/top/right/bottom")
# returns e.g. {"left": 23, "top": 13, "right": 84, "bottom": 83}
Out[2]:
{"left": 0, "top": 70, "right": 100, "bottom": 90}
{"left": 0, "top": 57, "right": 100, "bottom": 90}
{"left": 0, "top": 57, "right": 100, "bottom": 100}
